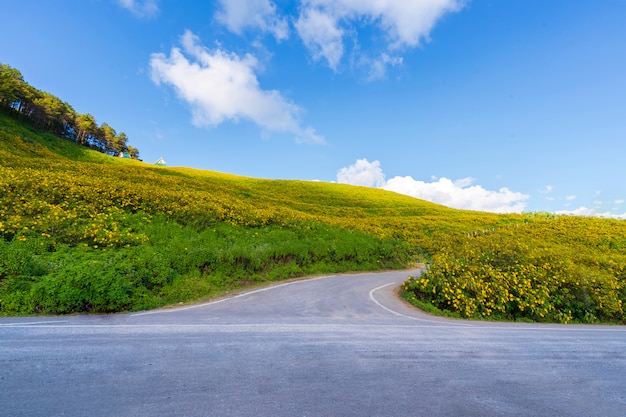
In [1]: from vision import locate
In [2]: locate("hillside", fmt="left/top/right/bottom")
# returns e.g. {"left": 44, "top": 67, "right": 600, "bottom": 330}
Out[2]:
{"left": 1, "top": 113, "right": 625, "bottom": 322}
{"left": 0, "top": 63, "right": 140, "bottom": 159}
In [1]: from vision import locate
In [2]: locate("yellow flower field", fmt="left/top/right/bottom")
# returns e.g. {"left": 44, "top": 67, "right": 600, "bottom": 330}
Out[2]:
{"left": 2, "top": 113, "right": 625, "bottom": 321}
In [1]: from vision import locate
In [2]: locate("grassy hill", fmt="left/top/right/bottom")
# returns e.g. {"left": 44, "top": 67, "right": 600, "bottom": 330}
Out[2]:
{"left": 1, "top": 113, "right": 625, "bottom": 323}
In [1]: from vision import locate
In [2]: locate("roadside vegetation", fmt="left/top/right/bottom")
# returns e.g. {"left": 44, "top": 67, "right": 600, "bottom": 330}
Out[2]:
{"left": 0, "top": 113, "right": 412, "bottom": 314}
{"left": 1, "top": 111, "right": 625, "bottom": 322}
{"left": 402, "top": 215, "right": 626, "bottom": 324}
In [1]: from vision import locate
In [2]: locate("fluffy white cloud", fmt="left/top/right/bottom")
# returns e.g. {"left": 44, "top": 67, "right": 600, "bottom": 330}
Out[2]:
{"left": 117, "top": 0, "right": 158, "bottom": 18}
{"left": 336, "top": 158, "right": 386, "bottom": 187}
{"left": 385, "top": 176, "right": 529, "bottom": 213}
{"left": 150, "top": 30, "right": 323, "bottom": 144}
{"left": 214, "top": 0, "right": 464, "bottom": 79}
{"left": 294, "top": 6, "right": 345, "bottom": 70}
{"left": 336, "top": 159, "right": 529, "bottom": 214}
{"left": 216, "top": 0, "right": 288, "bottom": 41}
{"left": 295, "top": 0, "right": 465, "bottom": 76}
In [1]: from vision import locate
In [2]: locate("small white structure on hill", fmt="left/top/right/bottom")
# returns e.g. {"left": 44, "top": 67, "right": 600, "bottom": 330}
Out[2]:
{"left": 155, "top": 157, "right": 167, "bottom": 166}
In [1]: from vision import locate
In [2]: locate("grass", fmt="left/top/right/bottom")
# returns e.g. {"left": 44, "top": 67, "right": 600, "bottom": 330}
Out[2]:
{"left": 1, "top": 112, "right": 625, "bottom": 322}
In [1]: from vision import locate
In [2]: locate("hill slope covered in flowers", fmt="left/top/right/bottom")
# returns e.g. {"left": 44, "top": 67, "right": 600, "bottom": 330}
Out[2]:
{"left": 1, "top": 113, "right": 625, "bottom": 322}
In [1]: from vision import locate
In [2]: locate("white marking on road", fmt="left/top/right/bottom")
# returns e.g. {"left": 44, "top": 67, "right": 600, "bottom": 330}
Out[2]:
{"left": 1, "top": 321, "right": 623, "bottom": 333}
{"left": 369, "top": 282, "right": 435, "bottom": 322}
{"left": 0, "top": 320, "right": 67, "bottom": 327}
{"left": 130, "top": 275, "right": 339, "bottom": 317}
{"left": 368, "top": 283, "right": 626, "bottom": 332}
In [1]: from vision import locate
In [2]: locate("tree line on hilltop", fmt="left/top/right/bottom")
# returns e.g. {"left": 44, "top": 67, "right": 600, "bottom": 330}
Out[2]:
{"left": 0, "top": 63, "right": 139, "bottom": 159}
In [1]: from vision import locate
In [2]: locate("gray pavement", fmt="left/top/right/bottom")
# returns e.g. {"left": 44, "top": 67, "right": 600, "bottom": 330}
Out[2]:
{"left": 1, "top": 270, "right": 625, "bottom": 416}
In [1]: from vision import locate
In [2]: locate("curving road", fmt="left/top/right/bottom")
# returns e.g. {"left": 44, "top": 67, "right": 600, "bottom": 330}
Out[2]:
{"left": 1, "top": 269, "right": 625, "bottom": 417}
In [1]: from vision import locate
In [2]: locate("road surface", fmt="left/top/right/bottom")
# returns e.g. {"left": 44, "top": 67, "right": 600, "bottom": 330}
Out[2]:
{"left": 1, "top": 269, "right": 625, "bottom": 416}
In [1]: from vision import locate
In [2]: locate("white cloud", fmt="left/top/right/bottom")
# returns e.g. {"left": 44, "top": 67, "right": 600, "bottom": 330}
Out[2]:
{"left": 385, "top": 176, "right": 528, "bottom": 214}
{"left": 213, "top": 0, "right": 464, "bottom": 79}
{"left": 294, "top": 6, "right": 345, "bottom": 70}
{"left": 335, "top": 161, "right": 626, "bottom": 218}
{"left": 604, "top": 212, "right": 626, "bottom": 219}
{"left": 566, "top": 195, "right": 576, "bottom": 201}
{"left": 117, "top": 0, "right": 158, "bottom": 18}
{"left": 556, "top": 207, "right": 626, "bottom": 219}
{"left": 539, "top": 185, "right": 553, "bottom": 194}
{"left": 149, "top": 30, "right": 323, "bottom": 144}
{"left": 336, "top": 158, "right": 386, "bottom": 187}
{"left": 336, "top": 159, "right": 529, "bottom": 213}
{"left": 216, "top": 0, "right": 288, "bottom": 41}
{"left": 453, "top": 177, "right": 474, "bottom": 188}
{"left": 539, "top": 185, "right": 555, "bottom": 201}
{"left": 364, "top": 53, "right": 404, "bottom": 81}
{"left": 295, "top": 0, "right": 465, "bottom": 76}
{"left": 556, "top": 207, "right": 595, "bottom": 216}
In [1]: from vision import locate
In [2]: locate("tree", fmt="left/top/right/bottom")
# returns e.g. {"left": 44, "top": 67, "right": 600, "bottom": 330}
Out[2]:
{"left": 1, "top": 62, "right": 140, "bottom": 158}
{"left": 33, "top": 92, "right": 64, "bottom": 130}
{"left": 126, "top": 145, "right": 140, "bottom": 160}
{"left": 75, "top": 113, "right": 97, "bottom": 146}
{"left": 58, "top": 101, "right": 76, "bottom": 139}
{"left": 0, "top": 64, "right": 24, "bottom": 108}
{"left": 99, "top": 122, "right": 117, "bottom": 155}
{"left": 117, "top": 132, "right": 129, "bottom": 154}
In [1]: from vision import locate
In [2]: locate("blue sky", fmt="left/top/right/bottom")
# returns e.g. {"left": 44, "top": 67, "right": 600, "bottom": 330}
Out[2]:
{"left": 2, "top": 1, "right": 625, "bottom": 216}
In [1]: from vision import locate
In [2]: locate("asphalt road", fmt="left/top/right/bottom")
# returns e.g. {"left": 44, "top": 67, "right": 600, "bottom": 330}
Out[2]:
{"left": 1, "top": 269, "right": 625, "bottom": 417}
